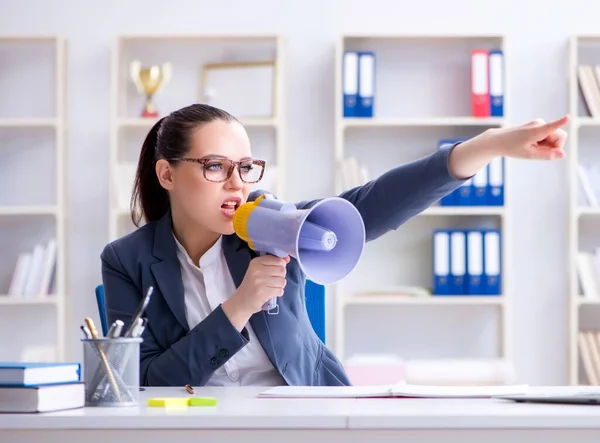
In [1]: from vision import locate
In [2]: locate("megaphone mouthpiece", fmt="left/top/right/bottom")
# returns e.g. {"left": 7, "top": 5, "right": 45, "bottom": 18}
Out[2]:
{"left": 298, "top": 220, "right": 337, "bottom": 252}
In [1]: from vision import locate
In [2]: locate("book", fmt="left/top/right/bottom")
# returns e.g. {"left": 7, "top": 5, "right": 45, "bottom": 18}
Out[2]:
{"left": 0, "top": 383, "right": 84, "bottom": 413}
{"left": 0, "top": 362, "right": 81, "bottom": 386}
{"left": 258, "top": 383, "right": 530, "bottom": 399}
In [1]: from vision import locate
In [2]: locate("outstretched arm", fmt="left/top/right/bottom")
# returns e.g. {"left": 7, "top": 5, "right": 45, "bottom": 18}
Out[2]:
{"left": 295, "top": 115, "right": 569, "bottom": 242}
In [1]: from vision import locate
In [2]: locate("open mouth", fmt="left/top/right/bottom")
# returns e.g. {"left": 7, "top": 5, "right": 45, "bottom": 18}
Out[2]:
{"left": 221, "top": 197, "right": 241, "bottom": 216}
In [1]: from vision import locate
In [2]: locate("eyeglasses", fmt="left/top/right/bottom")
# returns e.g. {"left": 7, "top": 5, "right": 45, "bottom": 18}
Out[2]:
{"left": 170, "top": 157, "right": 266, "bottom": 183}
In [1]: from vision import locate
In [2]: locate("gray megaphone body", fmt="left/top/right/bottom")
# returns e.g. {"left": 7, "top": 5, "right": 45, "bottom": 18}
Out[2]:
{"left": 232, "top": 193, "right": 366, "bottom": 314}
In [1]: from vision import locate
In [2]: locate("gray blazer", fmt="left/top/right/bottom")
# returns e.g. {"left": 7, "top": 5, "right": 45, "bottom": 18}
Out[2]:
{"left": 100, "top": 144, "right": 465, "bottom": 386}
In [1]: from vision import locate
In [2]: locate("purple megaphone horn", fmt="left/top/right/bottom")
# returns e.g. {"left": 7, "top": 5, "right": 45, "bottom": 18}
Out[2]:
{"left": 232, "top": 194, "right": 366, "bottom": 314}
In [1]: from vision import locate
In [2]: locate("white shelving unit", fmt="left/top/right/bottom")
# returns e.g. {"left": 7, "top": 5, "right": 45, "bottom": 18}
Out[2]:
{"left": 0, "top": 36, "right": 68, "bottom": 361}
{"left": 566, "top": 35, "right": 600, "bottom": 386}
{"left": 332, "top": 34, "right": 512, "bottom": 383}
{"left": 109, "top": 34, "right": 286, "bottom": 241}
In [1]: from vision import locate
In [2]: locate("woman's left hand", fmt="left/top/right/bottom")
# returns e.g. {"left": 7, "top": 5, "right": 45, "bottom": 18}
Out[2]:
{"left": 487, "top": 114, "right": 570, "bottom": 160}
{"left": 447, "top": 115, "right": 570, "bottom": 180}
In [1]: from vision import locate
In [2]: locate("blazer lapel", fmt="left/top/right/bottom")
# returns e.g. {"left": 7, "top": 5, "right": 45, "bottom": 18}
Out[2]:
{"left": 150, "top": 211, "right": 189, "bottom": 332}
{"left": 222, "top": 234, "right": 278, "bottom": 367}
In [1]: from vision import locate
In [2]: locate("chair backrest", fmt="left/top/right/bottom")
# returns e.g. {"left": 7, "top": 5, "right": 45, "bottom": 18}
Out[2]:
{"left": 95, "top": 280, "right": 326, "bottom": 343}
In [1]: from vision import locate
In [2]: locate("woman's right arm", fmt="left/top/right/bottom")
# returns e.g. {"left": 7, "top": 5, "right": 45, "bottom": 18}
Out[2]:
{"left": 100, "top": 243, "right": 250, "bottom": 387}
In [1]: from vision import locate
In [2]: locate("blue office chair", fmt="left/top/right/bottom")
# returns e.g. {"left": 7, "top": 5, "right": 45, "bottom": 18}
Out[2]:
{"left": 95, "top": 280, "right": 327, "bottom": 343}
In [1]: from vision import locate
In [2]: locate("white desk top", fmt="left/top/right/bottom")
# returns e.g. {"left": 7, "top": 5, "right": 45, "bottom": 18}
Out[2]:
{"left": 2, "top": 386, "right": 600, "bottom": 430}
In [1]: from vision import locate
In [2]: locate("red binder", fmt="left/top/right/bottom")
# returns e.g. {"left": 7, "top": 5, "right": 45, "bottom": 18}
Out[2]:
{"left": 471, "top": 49, "right": 490, "bottom": 117}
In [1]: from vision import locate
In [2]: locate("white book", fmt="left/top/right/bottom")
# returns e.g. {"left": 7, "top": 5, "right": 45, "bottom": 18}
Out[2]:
{"left": 8, "top": 253, "right": 32, "bottom": 296}
{"left": 23, "top": 244, "right": 45, "bottom": 297}
{"left": 259, "top": 383, "right": 530, "bottom": 399}
{"left": 38, "top": 238, "right": 57, "bottom": 295}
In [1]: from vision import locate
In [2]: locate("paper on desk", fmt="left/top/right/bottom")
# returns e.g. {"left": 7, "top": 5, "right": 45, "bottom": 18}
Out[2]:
{"left": 259, "top": 384, "right": 530, "bottom": 398}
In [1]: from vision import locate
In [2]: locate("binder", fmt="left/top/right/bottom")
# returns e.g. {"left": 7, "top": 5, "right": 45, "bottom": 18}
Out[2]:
{"left": 343, "top": 51, "right": 358, "bottom": 117}
{"left": 357, "top": 51, "right": 375, "bottom": 117}
{"left": 433, "top": 230, "right": 451, "bottom": 295}
{"left": 449, "top": 230, "right": 466, "bottom": 295}
{"left": 489, "top": 49, "right": 504, "bottom": 117}
{"left": 487, "top": 156, "right": 504, "bottom": 206}
{"left": 471, "top": 49, "right": 490, "bottom": 117}
{"left": 483, "top": 229, "right": 501, "bottom": 295}
{"left": 471, "top": 166, "right": 488, "bottom": 206}
{"left": 466, "top": 230, "right": 484, "bottom": 295}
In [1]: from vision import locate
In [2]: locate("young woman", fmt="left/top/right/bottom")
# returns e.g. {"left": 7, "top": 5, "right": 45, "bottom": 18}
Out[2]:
{"left": 101, "top": 103, "right": 568, "bottom": 387}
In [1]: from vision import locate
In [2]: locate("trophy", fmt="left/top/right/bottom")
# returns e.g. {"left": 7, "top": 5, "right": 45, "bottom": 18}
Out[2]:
{"left": 130, "top": 60, "right": 172, "bottom": 118}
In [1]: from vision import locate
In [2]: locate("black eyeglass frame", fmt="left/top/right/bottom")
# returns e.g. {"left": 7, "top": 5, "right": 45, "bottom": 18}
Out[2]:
{"left": 168, "top": 157, "right": 266, "bottom": 184}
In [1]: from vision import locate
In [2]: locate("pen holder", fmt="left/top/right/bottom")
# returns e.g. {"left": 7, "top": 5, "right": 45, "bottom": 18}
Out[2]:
{"left": 82, "top": 337, "right": 142, "bottom": 407}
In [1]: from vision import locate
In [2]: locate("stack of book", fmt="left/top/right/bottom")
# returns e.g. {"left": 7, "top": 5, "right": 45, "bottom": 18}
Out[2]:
{"left": 0, "top": 362, "right": 84, "bottom": 413}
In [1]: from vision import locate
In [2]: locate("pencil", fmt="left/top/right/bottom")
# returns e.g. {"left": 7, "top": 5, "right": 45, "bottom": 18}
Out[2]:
{"left": 85, "top": 317, "right": 122, "bottom": 402}
{"left": 185, "top": 384, "right": 195, "bottom": 395}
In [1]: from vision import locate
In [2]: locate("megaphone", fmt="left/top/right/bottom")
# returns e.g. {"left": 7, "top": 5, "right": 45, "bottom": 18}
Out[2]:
{"left": 232, "top": 193, "right": 366, "bottom": 314}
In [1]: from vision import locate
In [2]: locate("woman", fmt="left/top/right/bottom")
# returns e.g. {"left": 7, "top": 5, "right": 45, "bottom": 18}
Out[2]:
{"left": 101, "top": 103, "right": 568, "bottom": 387}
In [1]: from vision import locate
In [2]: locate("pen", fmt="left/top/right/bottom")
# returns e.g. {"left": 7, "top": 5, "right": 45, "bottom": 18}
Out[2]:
{"left": 124, "top": 286, "right": 153, "bottom": 337}
{"left": 107, "top": 320, "right": 124, "bottom": 338}
{"left": 85, "top": 317, "right": 122, "bottom": 402}
{"left": 185, "top": 384, "right": 195, "bottom": 395}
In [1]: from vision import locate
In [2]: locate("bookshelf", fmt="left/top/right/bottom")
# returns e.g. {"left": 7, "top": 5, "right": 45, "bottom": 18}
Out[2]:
{"left": 109, "top": 34, "right": 286, "bottom": 241}
{"left": 567, "top": 35, "right": 600, "bottom": 386}
{"left": 332, "top": 34, "right": 512, "bottom": 385}
{"left": 0, "top": 36, "right": 68, "bottom": 362}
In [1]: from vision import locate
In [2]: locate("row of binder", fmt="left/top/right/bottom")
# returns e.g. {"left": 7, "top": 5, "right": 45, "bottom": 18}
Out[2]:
{"left": 433, "top": 229, "right": 501, "bottom": 296}
{"left": 342, "top": 50, "right": 374, "bottom": 117}
{"left": 471, "top": 48, "right": 504, "bottom": 118}
{"left": 439, "top": 139, "right": 504, "bottom": 207}
{"left": 341, "top": 47, "right": 504, "bottom": 119}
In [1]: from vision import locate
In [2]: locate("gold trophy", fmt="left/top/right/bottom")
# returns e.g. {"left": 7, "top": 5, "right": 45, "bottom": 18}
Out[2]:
{"left": 130, "top": 60, "right": 172, "bottom": 118}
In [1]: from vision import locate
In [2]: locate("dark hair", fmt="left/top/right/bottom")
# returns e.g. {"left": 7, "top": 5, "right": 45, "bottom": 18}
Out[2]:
{"left": 131, "top": 103, "right": 238, "bottom": 227}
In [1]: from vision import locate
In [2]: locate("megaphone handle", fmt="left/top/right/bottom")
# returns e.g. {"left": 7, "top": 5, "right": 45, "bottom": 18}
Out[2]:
{"left": 259, "top": 251, "right": 280, "bottom": 315}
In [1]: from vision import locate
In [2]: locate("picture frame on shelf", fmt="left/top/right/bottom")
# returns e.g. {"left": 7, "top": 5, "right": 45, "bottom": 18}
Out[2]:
{"left": 199, "top": 60, "right": 277, "bottom": 119}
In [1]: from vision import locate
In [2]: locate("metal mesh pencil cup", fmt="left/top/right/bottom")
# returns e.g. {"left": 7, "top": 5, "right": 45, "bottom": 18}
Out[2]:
{"left": 82, "top": 337, "right": 142, "bottom": 407}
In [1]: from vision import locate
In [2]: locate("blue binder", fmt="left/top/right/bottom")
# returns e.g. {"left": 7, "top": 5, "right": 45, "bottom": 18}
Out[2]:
{"left": 489, "top": 49, "right": 504, "bottom": 117}
{"left": 486, "top": 156, "right": 504, "bottom": 206}
{"left": 483, "top": 229, "right": 501, "bottom": 295}
{"left": 357, "top": 51, "right": 375, "bottom": 117}
{"left": 471, "top": 167, "right": 488, "bottom": 206}
{"left": 466, "top": 230, "right": 484, "bottom": 295}
{"left": 432, "top": 230, "right": 451, "bottom": 295}
{"left": 343, "top": 51, "right": 359, "bottom": 117}
{"left": 449, "top": 230, "right": 467, "bottom": 295}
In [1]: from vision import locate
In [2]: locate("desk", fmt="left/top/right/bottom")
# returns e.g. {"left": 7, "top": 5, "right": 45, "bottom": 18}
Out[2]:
{"left": 1, "top": 387, "right": 600, "bottom": 443}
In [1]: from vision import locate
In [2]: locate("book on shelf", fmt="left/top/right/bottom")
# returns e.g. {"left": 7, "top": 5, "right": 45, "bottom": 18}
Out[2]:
{"left": 439, "top": 139, "right": 504, "bottom": 207}
{"left": 6, "top": 238, "right": 56, "bottom": 298}
{"left": 576, "top": 250, "right": 600, "bottom": 300}
{"left": 336, "top": 156, "right": 370, "bottom": 190}
{"left": 577, "top": 64, "right": 600, "bottom": 118}
{"left": 578, "top": 330, "right": 600, "bottom": 386}
{"left": 577, "top": 162, "right": 600, "bottom": 207}
{"left": 433, "top": 229, "right": 501, "bottom": 296}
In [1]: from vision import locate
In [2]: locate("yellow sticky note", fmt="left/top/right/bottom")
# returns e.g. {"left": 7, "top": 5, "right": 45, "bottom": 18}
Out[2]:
{"left": 147, "top": 397, "right": 190, "bottom": 407}
{"left": 189, "top": 396, "right": 217, "bottom": 407}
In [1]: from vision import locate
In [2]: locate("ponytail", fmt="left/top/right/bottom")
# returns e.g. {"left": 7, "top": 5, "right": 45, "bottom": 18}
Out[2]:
{"left": 131, "top": 117, "right": 169, "bottom": 227}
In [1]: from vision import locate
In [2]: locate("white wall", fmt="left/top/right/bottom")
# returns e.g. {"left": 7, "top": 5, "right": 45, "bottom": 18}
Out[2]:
{"left": 0, "top": 0, "right": 593, "bottom": 385}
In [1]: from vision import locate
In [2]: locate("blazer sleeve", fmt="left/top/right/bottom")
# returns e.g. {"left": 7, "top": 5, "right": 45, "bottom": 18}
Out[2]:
{"left": 101, "top": 243, "right": 250, "bottom": 387}
{"left": 295, "top": 143, "right": 468, "bottom": 242}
